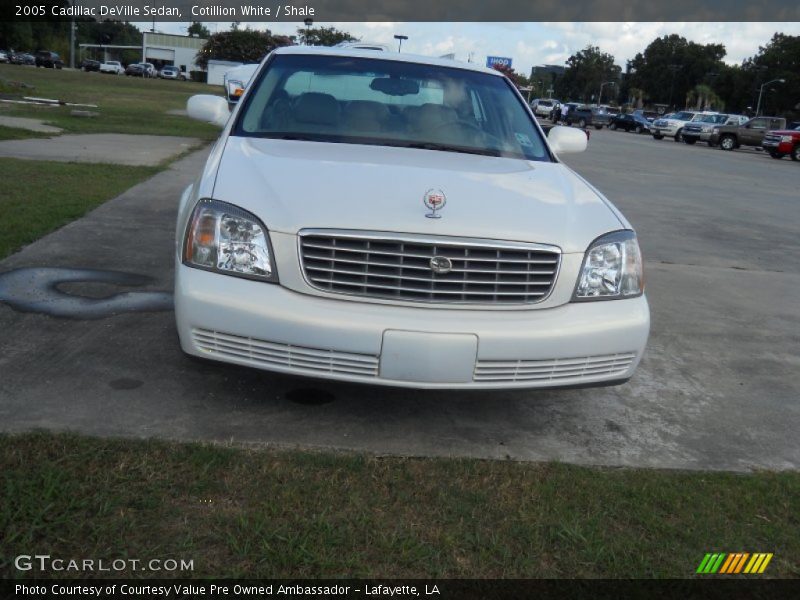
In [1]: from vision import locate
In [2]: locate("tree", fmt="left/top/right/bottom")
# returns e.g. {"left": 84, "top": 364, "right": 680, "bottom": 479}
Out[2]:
{"left": 195, "top": 29, "right": 293, "bottom": 70}
{"left": 491, "top": 62, "right": 525, "bottom": 87}
{"left": 187, "top": 22, "right": 211, "bottom": 39}
{"left": 626, "top": 34, "right": 726, "bottom": 109}
{"left": 686, "top": 84, "right": 724, "bottom": 111}
{"left": 296, "top": 26, "right": 357, "bottom": 46}
{"left": 558, "top": 45, "right": 620, "bottom": 103}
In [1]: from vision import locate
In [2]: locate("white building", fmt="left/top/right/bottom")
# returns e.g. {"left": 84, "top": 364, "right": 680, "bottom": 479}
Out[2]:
{"left": 207, "top": 59, "right": 244, "bottom": 86}
{"left": 142, "top": 32, "right": 206, "bottom": 75}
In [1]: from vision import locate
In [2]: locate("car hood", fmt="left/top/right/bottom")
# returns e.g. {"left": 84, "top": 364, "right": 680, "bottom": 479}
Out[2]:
{"left": 210, "top": 137, "right": 624, "bottom": 254}
{"left": 767, "top": 129, "right": 798, "bottom": 135}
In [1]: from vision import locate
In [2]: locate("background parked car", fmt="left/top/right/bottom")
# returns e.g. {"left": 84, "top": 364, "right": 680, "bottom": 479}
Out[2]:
{"left": 0, "top": 50, "right": 8, "bottom": 63}
{"left": 681, "top": 114, "right": 749, "bottom": 145}
{"left": 159, "top": 65, "right": 187, "bottom": 80}
{"left": 633, "top": 109, "right": 660, "bottom": 123}
{"left": 530, "top": 98, "right": 560, "bottom": 118}
{"left": 609, "top": 113, "right": 651, "bottom": 134}
{"left": 10, "top": 52, "right": 36, "bottom": 66}
{"left": 710, "top": 116, "right": 788, "bottom": 151}
{"left": 565, "top": 105, "right": 610, "bottom": 129}
{"left": 762, "top": 125, "right": 800, "bottom": 161}
{"left": 80, "top": 59, "right": 101, "bottom": 72}
{"left": 651, "top": 111, "right": 699, "bottom": 142}
{"left": 100, "top": 61, "right": 125, "bottom": 75}
{"left": 34, "top": 51, "right": 63, "bottom": 69}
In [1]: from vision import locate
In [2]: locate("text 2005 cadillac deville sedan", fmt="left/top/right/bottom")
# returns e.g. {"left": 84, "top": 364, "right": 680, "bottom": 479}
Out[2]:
{"left": 176, "top": 46, "right": 649, "bottom": 389}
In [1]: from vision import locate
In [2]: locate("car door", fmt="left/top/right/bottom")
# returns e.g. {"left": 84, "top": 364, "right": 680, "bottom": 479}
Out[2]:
{"left": 743, "top": 118, "right": 769, "bottom": 144}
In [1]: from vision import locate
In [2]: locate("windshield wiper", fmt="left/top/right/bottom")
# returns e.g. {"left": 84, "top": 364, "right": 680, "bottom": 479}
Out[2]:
{"left": 388, "top": 141, "right": 501, "bottom": 157}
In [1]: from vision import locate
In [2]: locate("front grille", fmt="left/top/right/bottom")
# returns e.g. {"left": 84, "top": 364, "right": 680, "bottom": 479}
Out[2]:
{"left": 654, "top": 119, "right": 667, "bottom": 127}
{"left": 474, "top": 352, "right": 637, "bottom": 383}
{"left": 192, "top": 328, "right": 379, "bottom": 377}
{"left": 299, "top": 231, "right": 560, "bottom": 304}
{"left": 683, "top": 124, "right": 702, "bottom": 133}
{"left": 763, "top": 134, "right": 781, "bottom": 144}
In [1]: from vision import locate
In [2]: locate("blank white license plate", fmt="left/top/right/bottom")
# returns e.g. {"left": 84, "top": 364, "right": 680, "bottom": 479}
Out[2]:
{"left": 380, "top": 330, "right": 478, "bottom": 383}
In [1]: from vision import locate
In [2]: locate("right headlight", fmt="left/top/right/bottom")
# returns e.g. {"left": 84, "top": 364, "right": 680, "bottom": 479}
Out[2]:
{"left": 573, "top": 230, "right": 643, "bottom": 301}
{"left": 183, "top": 199, "right": 278, "bottom": 282}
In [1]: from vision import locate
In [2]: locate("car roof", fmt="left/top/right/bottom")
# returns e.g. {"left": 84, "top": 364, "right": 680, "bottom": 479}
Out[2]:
{"left": 271, "top": 45, "right": 503, "bottom": 77}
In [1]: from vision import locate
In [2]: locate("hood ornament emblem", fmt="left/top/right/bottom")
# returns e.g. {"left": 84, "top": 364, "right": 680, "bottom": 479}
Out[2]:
{"left": 423, "top": 189, "right": 446, "bottom": 219}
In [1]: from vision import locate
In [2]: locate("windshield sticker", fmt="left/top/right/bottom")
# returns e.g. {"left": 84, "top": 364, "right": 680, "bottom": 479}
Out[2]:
{"left": 515, "top": 133, "right": 533, "bottom": 147}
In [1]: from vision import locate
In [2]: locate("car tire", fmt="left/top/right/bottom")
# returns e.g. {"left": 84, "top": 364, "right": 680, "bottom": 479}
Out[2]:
{"left": 609, "top": 123, "right": 617, "bottom": 130}
{"left": 635, "top": 125, "right": 643, "bottom": 134}
{"left": 594, "top": 124, "right": 602, "bottom": 130}
{"left": 653, "top": 134, "right": 663, "bottom": 140}
{"left": 674, "top": 129, "right": 683, "bottom": 142}
{"left": 768, "top": 151, "right": 785, "bottom": 159}
{"left": 684, "top": 138, "right": 697, "bottom": 145}
{"left": 791, "top": 145, "right": 800, "bottom": 162}
{"left": 719, "top": 135, "right": 736, "bottom": 151}
{"left": 578, "top": 118, "right": 587, "bottom": 128}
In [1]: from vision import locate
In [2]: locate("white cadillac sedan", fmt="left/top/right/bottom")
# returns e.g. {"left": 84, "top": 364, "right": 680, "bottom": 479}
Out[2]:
{"left": 177, "top": 46, "right": 649, "bottom": 389}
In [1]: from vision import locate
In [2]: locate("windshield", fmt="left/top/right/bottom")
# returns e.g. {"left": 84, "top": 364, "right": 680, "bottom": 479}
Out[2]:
{"left": 699, "top": 114, "right": 727, "bottom": 124}
{"left": 673, "top": 112, "right": 695, "bottom": 120}
{"left": 235, "top": 54, "right": 550, "bottom": 161}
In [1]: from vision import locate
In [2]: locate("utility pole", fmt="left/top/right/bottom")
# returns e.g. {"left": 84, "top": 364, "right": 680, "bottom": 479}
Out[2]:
{"left": 394, "top": 35, "right": 408, "bottom": 52}
{"left": 68, "top": 0, "right": 76, "bottom": 69}
{"left": 667, "top": 64, "right": 680, "bottom": 109}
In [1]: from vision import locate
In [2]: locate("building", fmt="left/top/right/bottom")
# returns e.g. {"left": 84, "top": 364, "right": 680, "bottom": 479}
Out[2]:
{"left": 207, "top": 60, "right": 244, "bottom": 86}
{"left": 142, "top": 32, "right": 206, "bottom": 75}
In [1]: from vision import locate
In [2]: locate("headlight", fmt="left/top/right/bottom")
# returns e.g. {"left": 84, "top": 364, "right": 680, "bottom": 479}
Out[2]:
{"left": 701, "top": 126, "right": 712, "bottom": 132}
{"left": 781, "top": 135, "right": 793, "bottom": 143}
{"left": 183, "top": 199, "right": 277, "bottom": 282}
{"left": 712, "top": 127, "right": 719, "bottom": 134}
{"left": 226, "top": 79, "right": 245, "bottom": 102}
{"left": 573, "top": 230, "right": 643, "bottom": 301}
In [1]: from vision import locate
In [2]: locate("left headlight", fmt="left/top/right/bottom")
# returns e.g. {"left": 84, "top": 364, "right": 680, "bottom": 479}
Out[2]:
{"left": 573, "top": 230, "right": 643, "bottom": 301}
{"left": 183, "top": 199, "right": 278, "bottom": 282}
{"left": 226, "top": 79, "right": 245, "bottom": 102}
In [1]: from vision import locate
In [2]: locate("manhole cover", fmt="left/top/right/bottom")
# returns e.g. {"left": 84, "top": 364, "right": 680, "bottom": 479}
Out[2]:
{"left": 286, "top": 388, "right": 335, "bottom": 406}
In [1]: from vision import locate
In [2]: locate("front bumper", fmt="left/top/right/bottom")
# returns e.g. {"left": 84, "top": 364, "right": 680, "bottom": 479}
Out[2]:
{"left": 175, "top": 266, "right": 650, "bottom": 390}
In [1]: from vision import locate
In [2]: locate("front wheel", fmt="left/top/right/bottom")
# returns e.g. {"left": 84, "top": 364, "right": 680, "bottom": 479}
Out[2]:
{"left": 769, "top": 151, "right": 785, "bottom": 159}
{"left": 791, "top": 145, "right": 800, "bottom": 162}
{"left": 635, "top": 125, "right": 643, "bottom": 134}
{"left": 719, "top": 135, "right": 736, "bottom": 151}
{"left": 684, "top": 138, "right": 697, "bottom": 145}
{"left": 674, "top": 129, "right": 683, "bottom": 142}
{"left": 594, "top": 124, "right": 602, "bottom": 130}
{"left": 653, "top": 134, "right": 663, "bottom": 140}
{"left": 609, "top": 123, "right": 617, "bottom": 130}
{"left": 578, "top": 118, "right": 587, "bottom": 128}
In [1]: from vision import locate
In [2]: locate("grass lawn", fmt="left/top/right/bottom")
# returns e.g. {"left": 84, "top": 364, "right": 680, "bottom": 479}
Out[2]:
{"left": 0, "top": 159, "right": 160, "bottom": 259}
{"left": 0, "top": 65, "right": 220, "bottom": 140}
{"left": 1, "top": 432, "right": 798, "bottom": 579}
{"left": 0, "top": 125, "right": 51, "bottom": 141}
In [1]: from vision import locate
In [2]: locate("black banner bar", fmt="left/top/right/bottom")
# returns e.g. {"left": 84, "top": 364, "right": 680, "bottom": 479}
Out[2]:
{"left": 3, "top": 579, "right": 800, "bottom": 600}
{"left": 3, "top": 0, "right": 800, "bottom": 23}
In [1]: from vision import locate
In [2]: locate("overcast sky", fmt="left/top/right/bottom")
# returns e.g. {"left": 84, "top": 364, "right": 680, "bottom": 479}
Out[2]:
{"left": 142, "top": 21, "right": 800, "bottom": 75}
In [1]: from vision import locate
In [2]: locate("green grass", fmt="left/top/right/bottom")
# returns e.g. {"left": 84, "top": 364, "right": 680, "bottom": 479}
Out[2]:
{"left": 0, "top": 65, "right": 221, "bottom": 140}
{"left": 1, "top": 432, "right": 798, "bottom": 579}
{"left": 0, "top": 125, "right": 52, "bottom": 141}
{"left": 0, "top": 159, "right": 160, "bottom": 259}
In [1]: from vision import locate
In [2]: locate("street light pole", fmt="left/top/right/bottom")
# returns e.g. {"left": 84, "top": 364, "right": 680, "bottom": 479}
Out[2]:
{"left": 394, "top": 35, "right": 408, "bottom": 52}
{"left": 756, "top": 78, "right": 785, "bottom": 116}
{"left": 304, "top": 18, "right": 313, "bottom": 45}
{"left": 598, "top": 81, "right": 615, "bottom": 105}
{"left": 667, "top": 64, "right": 680, "bottom": 109}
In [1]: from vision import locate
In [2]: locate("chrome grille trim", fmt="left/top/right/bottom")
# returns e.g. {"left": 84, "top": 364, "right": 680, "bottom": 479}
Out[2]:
{"left": 192, "top": 328, "right": 379, "bottom": 377}
{"left": 474, "top": 352, "right": 636, "bottom": 383}
{"left": 298, "top": 230, "right": 561, "bottom": 305}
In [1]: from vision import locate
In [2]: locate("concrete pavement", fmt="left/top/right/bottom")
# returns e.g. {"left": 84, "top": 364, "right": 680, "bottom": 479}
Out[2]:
{"left": 0, "top": 130, "right": 798, "bottom": 471}
{"left": 0, "top": 133, "right": 202, "bottom": 165}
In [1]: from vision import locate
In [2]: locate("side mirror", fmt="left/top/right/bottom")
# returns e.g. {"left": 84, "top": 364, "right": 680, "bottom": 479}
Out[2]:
{"left": 547, "top": 125, "right": 587, "bottom": 154}
{"left": 187, "top": 95, "right": 230, "bottom": 128}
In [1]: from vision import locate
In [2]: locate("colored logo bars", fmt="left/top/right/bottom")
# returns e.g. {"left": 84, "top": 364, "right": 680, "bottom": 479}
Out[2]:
{"left": 696, "top": 553, "right": 773, "bottom": 574}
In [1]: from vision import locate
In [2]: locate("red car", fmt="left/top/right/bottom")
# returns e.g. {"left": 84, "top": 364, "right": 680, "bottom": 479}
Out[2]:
{"left": 762, "top": 125, "right": 800, "bottom": 161}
